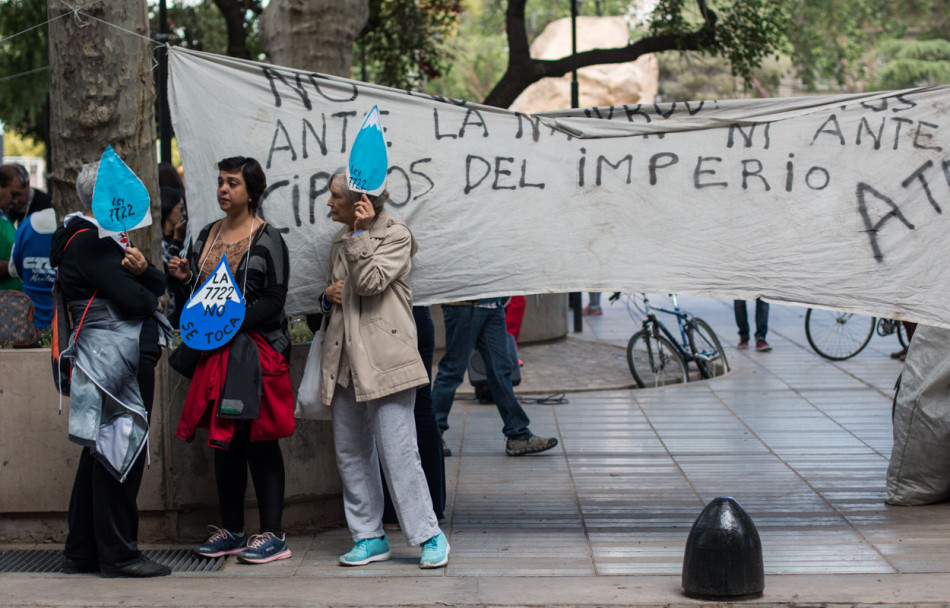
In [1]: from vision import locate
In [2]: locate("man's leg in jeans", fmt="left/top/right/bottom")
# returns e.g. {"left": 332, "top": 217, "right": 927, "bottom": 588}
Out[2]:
{"left": 431, "top": 305, "right": 481, "bottom": 435}
{"left": 754, "top": 298, "right": 770, "bottom": 341}
{"left": 474, "top": 306, "right": 531, "bottom": 438}
{"left": 733, "top": 300, "right": 750, "bottom": 340}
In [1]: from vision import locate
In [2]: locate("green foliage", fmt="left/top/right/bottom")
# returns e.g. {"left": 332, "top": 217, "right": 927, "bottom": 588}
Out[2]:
{"left": 877, "top": 37, "right": 950, "bottom": 63}
{"left": 873, "top": 38, "right": 950, "bottom": 89}
{"left": 0, "top": 0, "right": 49, "bottom": 144}
{"left": 650, "top": 0, "right": 950, "bottom": 96}
{"left": 656, "top": 49, "right": 787, "bottom": 101}
{"left": 149, "top": 1, "right": 227, "bottom": 55}
{"left": 708, "top": 1, "right": 788, "bottom": 83}
{"left": 3, "top": 129, "right": 45, "bottom": 157}
{"left": 424, "top": 5, "right": 509, "bottom": 101}
{"left": 147, "top": 0, "right": 262, "bottom": 59}
{"left": 647, "top": 0, "right": 691, "bottom": 39}
{"left": 357, "top": 0, "right": 463, "bottom": 89}
{"left": 647, "top": 0, "right": 788, "bottom": 86}
{"left": 289, "top": 316, "right": 315, "bottom": 344}
{"left": 784, "top": 0, "right": 908, "bottom": 91}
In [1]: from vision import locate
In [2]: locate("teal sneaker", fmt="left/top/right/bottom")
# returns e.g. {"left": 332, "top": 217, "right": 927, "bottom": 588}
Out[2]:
{"left": 339, "top": 536, "right": 391, "bottom": 566}
{"left": 419, "top": 531, "right": 449, "bottom": 569}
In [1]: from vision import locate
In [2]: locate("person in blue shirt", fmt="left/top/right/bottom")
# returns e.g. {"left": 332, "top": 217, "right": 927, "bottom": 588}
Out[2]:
{"left": 9, "top": 207, "right": 56, "bottom": 328}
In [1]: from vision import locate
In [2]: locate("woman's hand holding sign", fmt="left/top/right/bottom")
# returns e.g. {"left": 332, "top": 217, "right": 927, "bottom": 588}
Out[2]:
{"left": 121, "top": 246, "right": 148, "bottom": 276}
{"left": 353, "top": 194, "right": 375, "bottom": 232}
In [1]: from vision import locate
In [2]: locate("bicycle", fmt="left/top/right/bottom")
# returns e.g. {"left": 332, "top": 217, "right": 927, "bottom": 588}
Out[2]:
{"left": 804, "top": 309, "right": 908, "bottom": 361}
{"left": 612, "top": 293, "right": 730, "bottom": 388}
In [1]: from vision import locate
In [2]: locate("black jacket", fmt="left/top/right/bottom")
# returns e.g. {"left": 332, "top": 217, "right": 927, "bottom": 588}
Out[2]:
{"left": 50, "top": 215, "right": 166, "bottom": 364}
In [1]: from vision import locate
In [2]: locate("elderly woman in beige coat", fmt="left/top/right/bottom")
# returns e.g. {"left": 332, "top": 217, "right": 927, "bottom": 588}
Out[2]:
{"left": 318, "top": 168, "right": 449, "bottom": 569}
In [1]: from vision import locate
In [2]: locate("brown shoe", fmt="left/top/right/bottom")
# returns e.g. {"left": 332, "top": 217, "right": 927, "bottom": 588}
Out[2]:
{"left": 506, "top": 434, "right": 558, "bottom": 456}
{"left": 891, "top": 348, "right": 907, "bottom": 360}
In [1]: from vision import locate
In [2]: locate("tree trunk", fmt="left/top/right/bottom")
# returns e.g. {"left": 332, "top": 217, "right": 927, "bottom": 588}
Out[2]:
{"left": 212, "top": 0, "right": 253, "bottom": 59}
{"left": 47, "top": 0, "right": 161, "bottom": 264}
{"left": 260, "top": 0, "right": 369, "bottom": 76}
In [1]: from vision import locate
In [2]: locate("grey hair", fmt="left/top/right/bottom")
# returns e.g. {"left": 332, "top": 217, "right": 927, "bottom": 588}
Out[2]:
{"left": 331, "top": 166, "right": 389, "bottom": 213}
{"left": 75, "top": 162, "right": 100, "bottom": 210}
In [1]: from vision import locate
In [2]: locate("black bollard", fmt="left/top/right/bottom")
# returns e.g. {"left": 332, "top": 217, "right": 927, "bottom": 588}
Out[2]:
{"left": 681, "top": 496, "right": 764, "bottom": 600}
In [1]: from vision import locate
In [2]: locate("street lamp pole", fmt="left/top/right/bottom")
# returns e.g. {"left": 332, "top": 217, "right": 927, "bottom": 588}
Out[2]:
{"left": 157, "top": 0, "right": 172, "bottom": 164}
{"left": 570, "top": 0, "right": 583, "bottom": 332}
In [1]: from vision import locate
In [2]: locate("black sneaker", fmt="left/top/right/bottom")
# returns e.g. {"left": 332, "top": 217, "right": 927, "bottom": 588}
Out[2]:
{"left": 505, "top": 434, "right": 558, "bottom": 456}
{"left": 441, "top": 437, "right": 452, "bottom": 457}
{"left": 62, "top": 555, "right": 99, "bottom": 574}
{"left": 100, "top": 557, "right": 171, "bottom": 578}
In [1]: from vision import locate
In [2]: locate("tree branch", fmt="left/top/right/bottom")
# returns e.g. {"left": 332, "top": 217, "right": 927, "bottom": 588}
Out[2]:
{"left": 505, "top": 0, "right": 530, "bottom": 64}
{"left": 483, "top": 25, "right": 716, "bottom": 108}
{"left": 213, "top": 0, "right": 251, "bottom": 59}
{"left": 697, "top": 0, "right": 713, "bottom": 27}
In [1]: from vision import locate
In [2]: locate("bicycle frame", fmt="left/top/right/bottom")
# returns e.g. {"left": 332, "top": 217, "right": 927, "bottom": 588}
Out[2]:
{"left": 640, "top": 295, "right": 696, "bottom": 363}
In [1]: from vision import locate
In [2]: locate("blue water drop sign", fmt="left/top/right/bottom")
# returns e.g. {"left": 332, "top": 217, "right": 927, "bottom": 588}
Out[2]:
{"left": 179, "top": 255, "right": 246, "bottom": 350}
{"left": 91, "top": 145, "right": 152, "bottom": 234}
{"left": 347, "top": 106, "right": 388, "bottom": 195}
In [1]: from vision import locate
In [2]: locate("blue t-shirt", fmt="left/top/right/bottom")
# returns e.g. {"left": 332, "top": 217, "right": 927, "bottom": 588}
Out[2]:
{"left": 12, "top": 209, "right": 55, "bottom": 328}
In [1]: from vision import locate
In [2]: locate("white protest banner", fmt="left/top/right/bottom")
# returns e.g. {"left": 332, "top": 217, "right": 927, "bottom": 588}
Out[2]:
{"left": 168, "top": 47, "right": 950, "bottom": 327}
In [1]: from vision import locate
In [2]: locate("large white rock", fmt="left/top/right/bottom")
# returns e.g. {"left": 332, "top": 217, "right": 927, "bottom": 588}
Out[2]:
{"left": 510, "top": 16, "right": 658, "bottom": 113}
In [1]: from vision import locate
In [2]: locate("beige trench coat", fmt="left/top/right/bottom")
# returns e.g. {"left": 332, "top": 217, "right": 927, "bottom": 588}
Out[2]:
{"left": 318, "top": 209, "right": 429, "bottom": 405}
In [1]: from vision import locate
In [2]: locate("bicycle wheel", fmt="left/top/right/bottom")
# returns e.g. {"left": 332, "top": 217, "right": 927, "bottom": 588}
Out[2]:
{"left": 687, "top": 317, "right": 730, "bottom": 379}
{"left": 627, "top": 329, "right": 689, "bottom": 388}
{"left": 804, "top": 308, "right": 875, "bottom": 360}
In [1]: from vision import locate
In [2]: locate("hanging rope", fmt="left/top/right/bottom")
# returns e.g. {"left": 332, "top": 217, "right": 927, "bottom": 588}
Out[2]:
{"left": 59, "top": 0, "right": 92, "bottom": 28}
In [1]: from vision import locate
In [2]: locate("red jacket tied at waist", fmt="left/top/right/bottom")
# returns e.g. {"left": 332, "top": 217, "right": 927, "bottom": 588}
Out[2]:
{"left": 176, "top": 331, "right": 294, "bottom": 449}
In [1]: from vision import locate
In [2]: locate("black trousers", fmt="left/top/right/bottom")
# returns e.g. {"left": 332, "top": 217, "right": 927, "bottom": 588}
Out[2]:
{"left": 64, "top": 362, "right": 154, "bottom": 568}
{"left": 215, "top": 424, "right": 286, "bottom": 534}
{"left": 382, "top": 306, "right": 446, "bottom": 523}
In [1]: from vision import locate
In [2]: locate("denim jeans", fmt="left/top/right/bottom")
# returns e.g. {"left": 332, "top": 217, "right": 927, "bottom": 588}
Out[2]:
{"left": 432, "top": 304, "right": 531, "bottom": 439}
{"left": 734, "top": 298, "right": 769, "bottom": 341}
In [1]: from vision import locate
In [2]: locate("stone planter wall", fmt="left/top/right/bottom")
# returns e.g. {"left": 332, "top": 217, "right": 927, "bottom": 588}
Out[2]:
{"left": 0, "top": 344, "right": 343, "bottom": 543}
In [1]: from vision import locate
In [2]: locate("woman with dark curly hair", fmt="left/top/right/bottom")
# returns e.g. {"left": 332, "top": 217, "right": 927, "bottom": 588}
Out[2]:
{"left": 169, "top": 156, "right": 294, "bottom": 565}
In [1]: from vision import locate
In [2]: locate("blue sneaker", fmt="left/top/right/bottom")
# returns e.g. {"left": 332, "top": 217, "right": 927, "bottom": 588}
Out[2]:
{"left": 420, "top": 531, "right": 449, "bottom": 569}
{"left": 236, "top": 532, "right": 291, "bottom": 564}
{"left": 194, "top": 525, "right": 246, "bottom": 557}
{"left": 339, "top": 536, "right": 391, "bottom": 566}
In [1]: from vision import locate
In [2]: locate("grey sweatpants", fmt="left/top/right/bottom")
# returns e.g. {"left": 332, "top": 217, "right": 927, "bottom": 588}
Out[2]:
{"left": 330, "top": 384, "right": 441, "bottom": 547}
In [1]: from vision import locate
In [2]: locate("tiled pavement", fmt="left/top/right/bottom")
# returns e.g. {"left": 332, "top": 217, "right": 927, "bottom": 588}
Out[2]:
{"left": 5, "top": 295, "right": 950, "bottom": 607}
